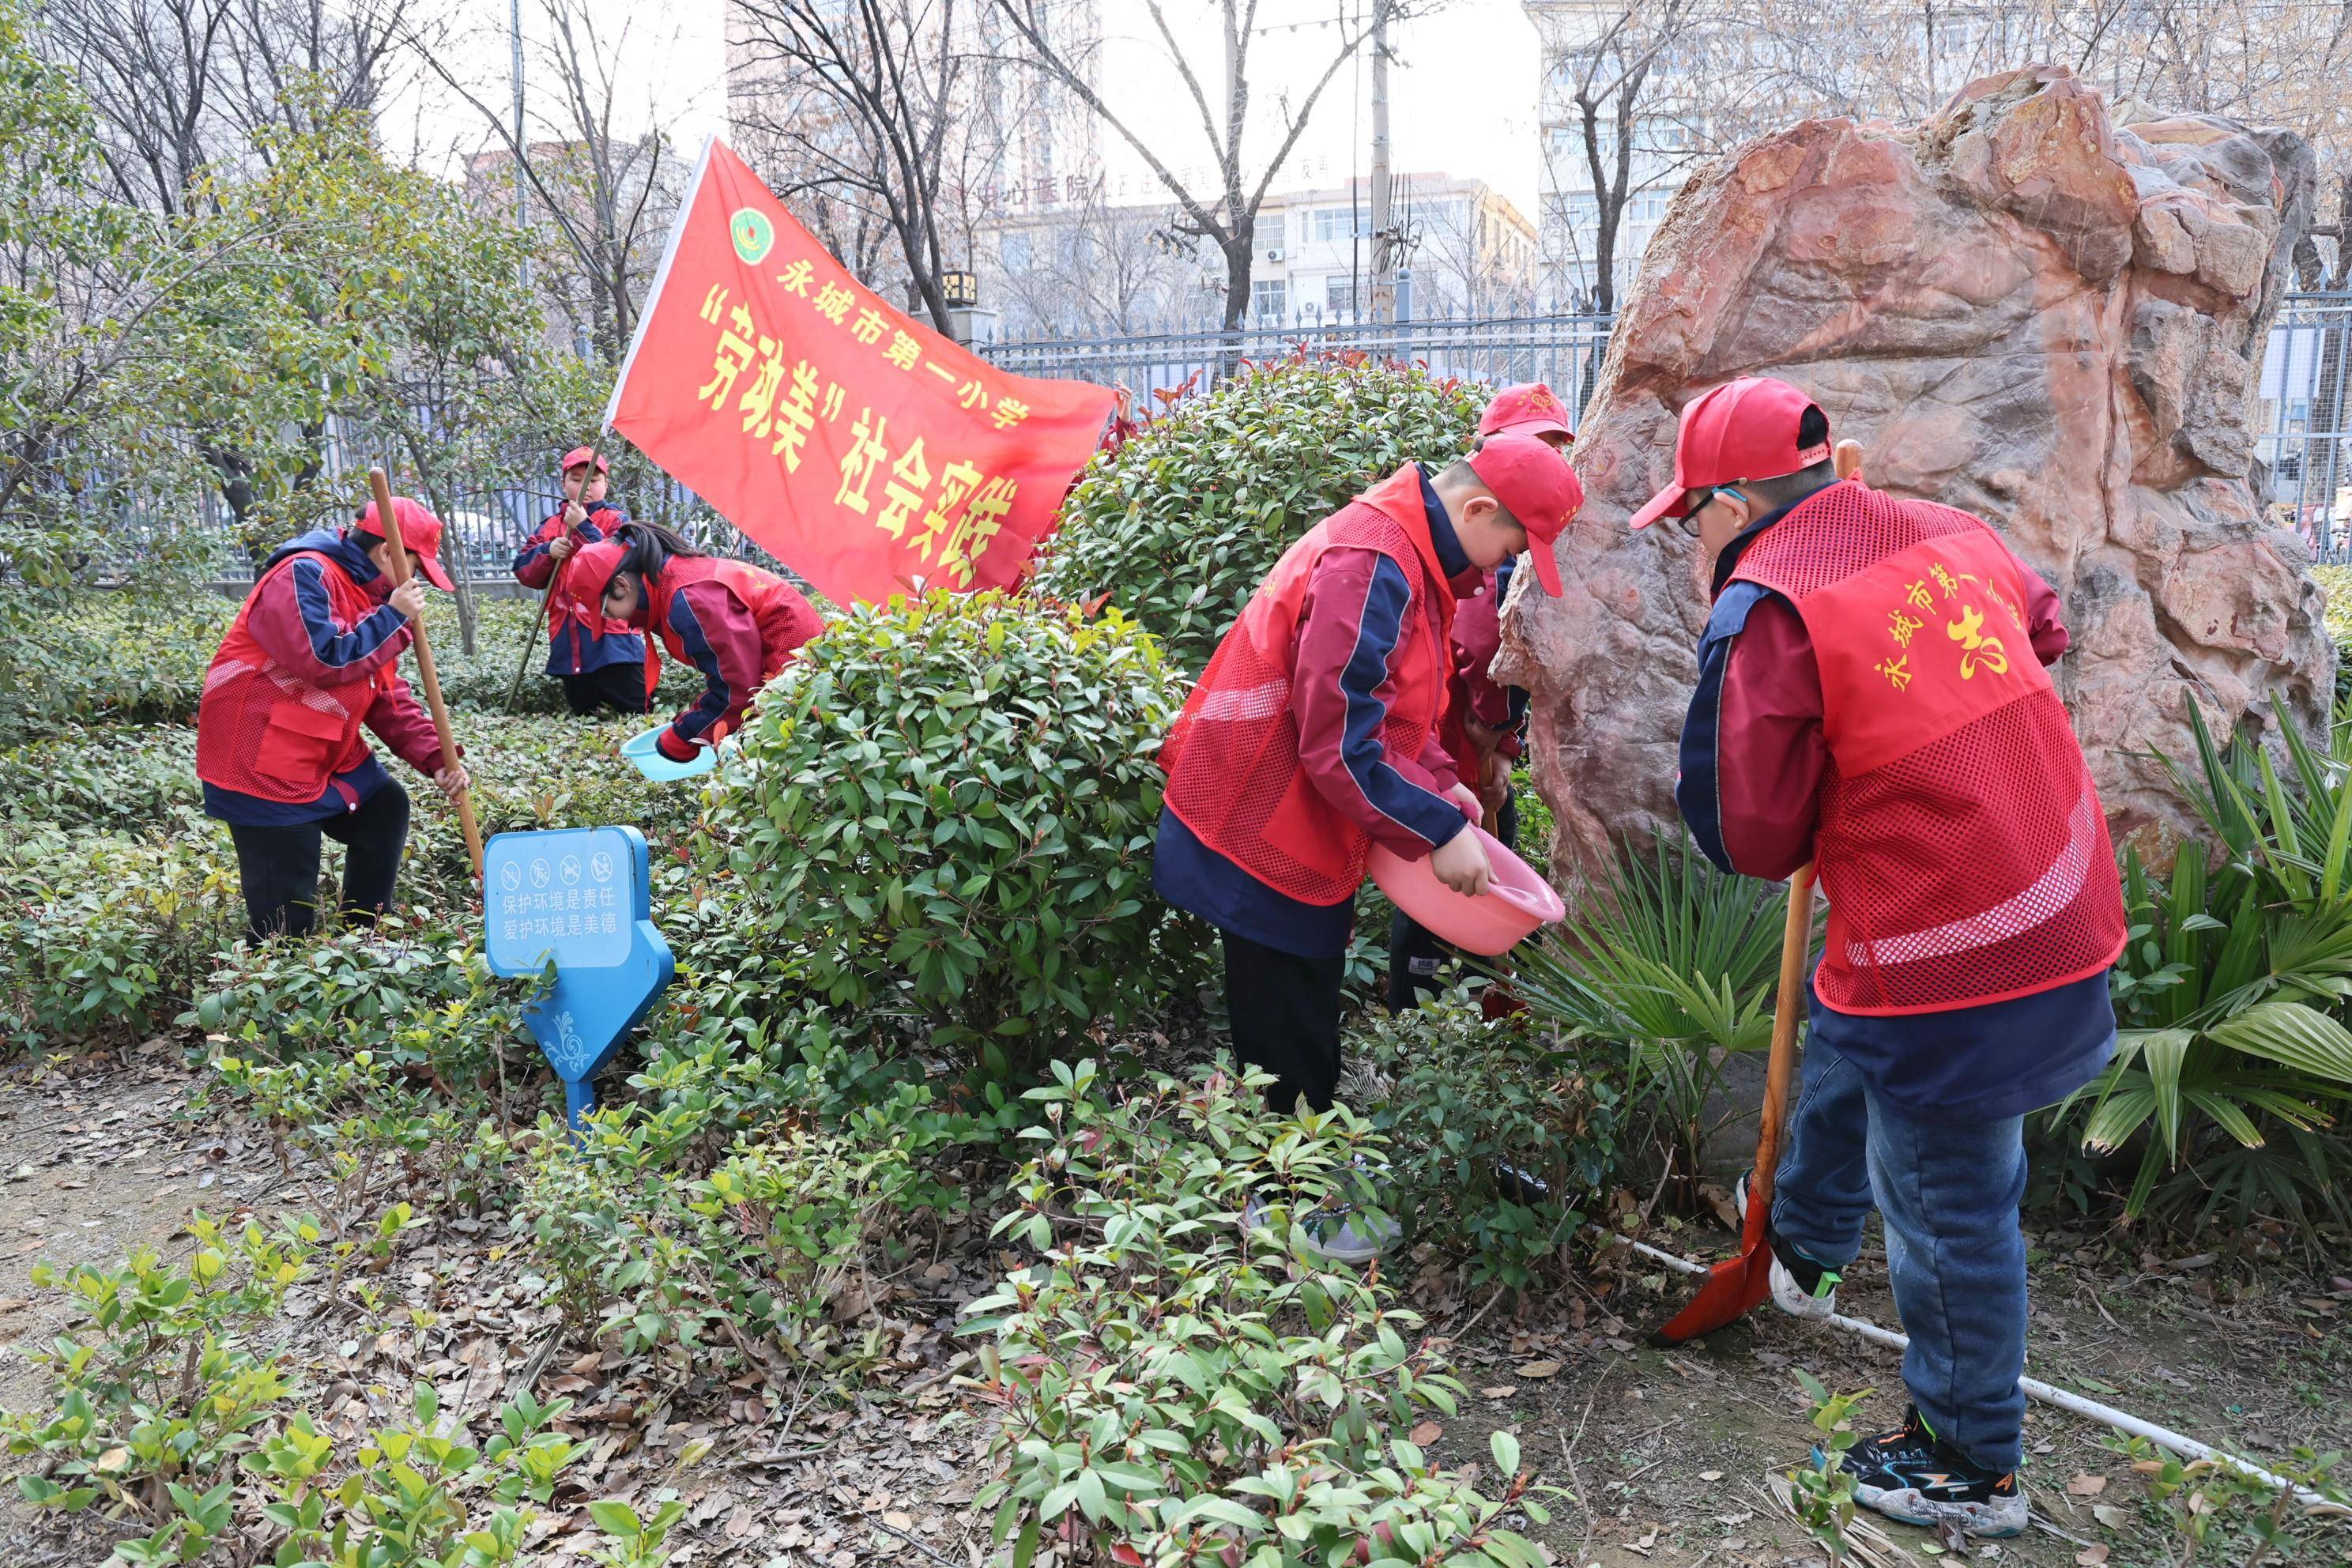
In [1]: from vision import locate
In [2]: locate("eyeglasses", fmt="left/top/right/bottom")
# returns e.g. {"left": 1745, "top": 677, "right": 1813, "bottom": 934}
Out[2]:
{"left": 1677, "top": 491, "right": 1713, "bottom": 536}
{"left": 1679, "top": 486, "right": 1746, "bottom": 536}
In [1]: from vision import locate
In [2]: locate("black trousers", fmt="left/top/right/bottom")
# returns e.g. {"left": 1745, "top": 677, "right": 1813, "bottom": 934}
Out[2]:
{"left": 1223, "top": 929, "right": 1346, "bottom": 1114}
{"left": 1387, "top": 791, "right": 1519, "bottom": 1014}
{"left": 227, "top": 782, "right": 411, "bottom": 944}
{"left": 560, "top": 663, "right": 650, "bottom": 716}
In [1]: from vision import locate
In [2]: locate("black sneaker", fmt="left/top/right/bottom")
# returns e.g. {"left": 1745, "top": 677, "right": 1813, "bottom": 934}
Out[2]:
{"left": 1822, "top": 1404, "right": 2029, "bottom": 1538}
{"left": 1732, "top": 1172, "right": 1841, "bottom": 1319}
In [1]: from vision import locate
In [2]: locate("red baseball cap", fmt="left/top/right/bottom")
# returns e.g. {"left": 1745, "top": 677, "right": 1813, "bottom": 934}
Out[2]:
{"left": 353, "top": 496, "right": 455, "bottom": 591}
{"left": 1628, "top": 377, "right": 1832, "bottom": 530}
{"left": 563, "top": 539, "right": 630, "bottom": 612}
{"left": 1479, "top": 383, "right": 1575, "bottom": 445}
{"left": 560, "top": 445, "right": 610, "bottom": 476}
{"left": 1466, "top": 432, "right": 1584, "bottom": 597}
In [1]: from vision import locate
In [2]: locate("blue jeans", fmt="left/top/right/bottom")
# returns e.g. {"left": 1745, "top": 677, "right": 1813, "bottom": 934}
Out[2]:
{"left": 1770, "top": 1035, "right": 2029, "bottom": 1472}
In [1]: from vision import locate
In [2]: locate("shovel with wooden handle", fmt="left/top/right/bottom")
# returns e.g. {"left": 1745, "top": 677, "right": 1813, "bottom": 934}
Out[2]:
{"left": 1649, "top": 862, "right": 1815, "bottom": 1343}
{"left": 368, "top": 467, "right": 484, "bottom": 882}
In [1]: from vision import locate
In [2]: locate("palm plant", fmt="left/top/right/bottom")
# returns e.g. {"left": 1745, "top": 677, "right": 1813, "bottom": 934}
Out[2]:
{"left": 2074, "top": 698, "right": 2352, "bottom": 1238}
{"left": 1506, "top": 832, "right": 1792, "bottom": 1203}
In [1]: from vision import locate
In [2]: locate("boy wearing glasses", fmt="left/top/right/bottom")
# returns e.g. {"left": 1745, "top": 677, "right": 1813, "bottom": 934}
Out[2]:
{"left": 1634, "top": 377, "right": 2124, "bottom": 1538}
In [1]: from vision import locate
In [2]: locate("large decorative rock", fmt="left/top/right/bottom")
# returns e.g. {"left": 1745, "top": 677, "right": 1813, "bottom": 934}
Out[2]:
{"left": 1498, "top": 65, "right": 2334, "bottom": 882}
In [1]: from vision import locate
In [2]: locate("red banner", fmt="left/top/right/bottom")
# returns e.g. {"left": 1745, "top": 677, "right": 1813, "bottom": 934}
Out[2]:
{"left": 605, "top": 138, "right": 1118, "bottom": 608}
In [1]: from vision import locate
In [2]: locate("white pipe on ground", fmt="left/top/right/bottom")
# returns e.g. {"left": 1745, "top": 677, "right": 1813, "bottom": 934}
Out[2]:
{"left": 1609, "top": 1232, "right": 2350, "bottom": 1516}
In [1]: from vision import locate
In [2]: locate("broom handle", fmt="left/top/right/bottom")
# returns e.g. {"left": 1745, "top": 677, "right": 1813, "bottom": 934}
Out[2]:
{"left": 507, "top": 571, "right": 556, "bottom": 710}
{"left": 368, "top": 468, "right": 484, "bottom": 881}
{"left": 1745, "top": 863, "right": 1817, "bottom": 1226}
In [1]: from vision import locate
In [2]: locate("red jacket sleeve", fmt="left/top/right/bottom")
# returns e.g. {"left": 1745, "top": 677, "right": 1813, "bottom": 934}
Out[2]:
{"left": 1291, "top": 548, "right": 1471, "bottom": 860}
{"left": 513, "top": 514, "right": 566, "bottom": 589}
{"left": 1677, "top": 586, "right": 1825, "bottom": 882}
{"left": 2012, "top": 542, "right": 2070, "bottom": 666}
{"left": 362, "top": 675, "right": 448, "bottom": 776}
{"left": 243, "top": 558, "right": 412, "bottom": 687}
{"left": 661, "top": 579, "right": 767, "bottom": 749}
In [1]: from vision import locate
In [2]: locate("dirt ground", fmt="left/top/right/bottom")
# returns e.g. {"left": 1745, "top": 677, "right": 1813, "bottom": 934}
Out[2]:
{"left": 2, "top": 1047, "right": 2347, "bottom": 1568}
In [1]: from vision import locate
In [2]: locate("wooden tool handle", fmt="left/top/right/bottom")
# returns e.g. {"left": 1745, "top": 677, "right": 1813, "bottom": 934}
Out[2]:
{"left": 1745, "top": 863, "right": 1818, "bottom": 1225}
{"left": 1833, "top": 439, "right": 1865, "bottom": 481}
{"left": 368, "top": 468, "right": 484, "bottom": 881}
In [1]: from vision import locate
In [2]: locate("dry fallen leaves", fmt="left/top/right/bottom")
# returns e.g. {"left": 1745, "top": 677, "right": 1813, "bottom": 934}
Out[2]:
{"left": 1409, "top": 1421, "right": 1444, "bottom": 1445}
{"left": 2092, "top": 1505, "right": 2130, "bottom": 1530}
{"left": 2067, "top": 1473, "right": 2109, "bottom": 1498}
{"left": 2076, "top": 1546, "right": 2110, "bottom": 1566}
{"left": 1515, "top": 1360, "right": 1562, "bottom": 1379}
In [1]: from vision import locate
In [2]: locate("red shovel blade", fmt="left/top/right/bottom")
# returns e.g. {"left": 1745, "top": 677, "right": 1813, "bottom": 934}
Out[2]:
{"left": 1649, "top": 1194, "right": 1772, "bottom": 1345}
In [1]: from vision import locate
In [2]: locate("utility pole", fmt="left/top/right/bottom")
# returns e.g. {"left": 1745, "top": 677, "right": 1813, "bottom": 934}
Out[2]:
{"left": 1368, "top": 0, "right": 1395, "bottom": 325}
{"left": 511, "top": 0, "right": 530, "bottom": 288}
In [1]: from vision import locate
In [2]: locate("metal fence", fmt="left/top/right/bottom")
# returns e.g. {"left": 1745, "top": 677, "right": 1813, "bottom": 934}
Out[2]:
{"left": 986, "top": 295, "right": 2352, "bottom": 564}
{"left": 2258, "top": 292, "right": 2352, "bottom": 561}
{"left": 66, "top": 294, "right": 2352, "bottom": 583}
{"left": 979, "top": 313, "right": 1619, "bottom": 410}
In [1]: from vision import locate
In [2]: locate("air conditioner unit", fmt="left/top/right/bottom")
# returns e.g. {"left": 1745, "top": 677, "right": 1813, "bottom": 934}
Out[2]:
{"left": 1265, "top": 247, "right": 1285, "bottom": 262}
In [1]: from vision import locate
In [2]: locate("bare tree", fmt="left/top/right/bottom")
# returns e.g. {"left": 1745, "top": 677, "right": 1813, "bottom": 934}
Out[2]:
{"left": 37, "top": 0, "right": 233, "bottom": 214}
{"left": 220, "top": 0, "right": 408, "bottom": 145}
{"left": 986, "top": 182, "right": 1198, "bottom": 337}
{"left": 1534, "top": 0, "right": 1725, "bottom": 314}
{"left": 35, "top": 0, "right": 410, "bottom": 215}
{"left": 413, "top": 0, "right": 687, "bottom": 360}
{"left": 726, "top": 0, "right": 979, "bottom": 334}
{"left": 989, "top": 0, "right": 1404, "bottom": 337}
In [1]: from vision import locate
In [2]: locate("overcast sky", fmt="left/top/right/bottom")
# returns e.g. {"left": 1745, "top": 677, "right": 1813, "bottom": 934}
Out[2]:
{"left": 385, "top": 0, "right": 1541, "bottom": 226}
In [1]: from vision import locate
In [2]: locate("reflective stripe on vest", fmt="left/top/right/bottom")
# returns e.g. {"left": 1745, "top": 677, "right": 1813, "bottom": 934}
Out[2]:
{"left": 1161, "top": 466, "right": 1457, "bottom": 906}
{"left": 1729, "top": 481, "right": 2126, "bottom": 1015}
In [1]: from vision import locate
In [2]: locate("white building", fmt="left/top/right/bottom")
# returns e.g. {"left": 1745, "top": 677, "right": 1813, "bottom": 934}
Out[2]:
{"left": 966, "top": 171, "right": 1537, "bottom": 339}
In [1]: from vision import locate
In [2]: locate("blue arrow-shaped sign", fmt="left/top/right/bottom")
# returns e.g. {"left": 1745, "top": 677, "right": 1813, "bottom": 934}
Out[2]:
{"left": 483, "top": 826, "right": 675, "bottom": 1129}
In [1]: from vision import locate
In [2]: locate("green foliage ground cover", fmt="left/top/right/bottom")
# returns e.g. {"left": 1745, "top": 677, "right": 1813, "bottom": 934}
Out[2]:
{"left": 2, "top": 580, "right": 1600, "bottom": 1566}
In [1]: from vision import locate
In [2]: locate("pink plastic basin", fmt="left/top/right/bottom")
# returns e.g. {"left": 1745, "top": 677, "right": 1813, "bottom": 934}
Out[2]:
{"left": 1367, "top": 824, "right": 1566, "bottom": 956}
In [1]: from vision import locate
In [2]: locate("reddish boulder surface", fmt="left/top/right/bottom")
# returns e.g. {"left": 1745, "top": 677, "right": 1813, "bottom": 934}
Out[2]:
{"left": 1499, "top": 65, "right": 2334, "bottom": 882}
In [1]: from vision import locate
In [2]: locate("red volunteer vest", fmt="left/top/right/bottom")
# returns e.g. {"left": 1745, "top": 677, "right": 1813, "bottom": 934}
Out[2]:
{"left": 1441, "top": 571, "right": 1505, "bottom": 785}
{"left": 195, "top": 552, "right": 409, "bottom": 804}
{"left": 640, "top": 555, "right": 822, "bottom": 717}
{"left": 1730, "top": 481, "right": 2126, "bottom": 1014}
{"left": 1162, "top": 466, "right": 1459, "bottom": 905}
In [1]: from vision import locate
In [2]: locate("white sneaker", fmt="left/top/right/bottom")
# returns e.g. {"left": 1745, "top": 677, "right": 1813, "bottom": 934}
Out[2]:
{"left": 1733, "top": 1173, "right": 1841, "bottom": 1320}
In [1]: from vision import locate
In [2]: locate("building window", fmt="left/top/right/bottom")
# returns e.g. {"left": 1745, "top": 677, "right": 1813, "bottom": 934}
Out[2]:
{"left": 1314, "top": 206, "right": 1372, "bottom": 242}
{"left": 1325, "top": 275, "right": 1357, "bottom": 316}
{"left": 1251, "top": 279, "right": 1287, "bottom": 322}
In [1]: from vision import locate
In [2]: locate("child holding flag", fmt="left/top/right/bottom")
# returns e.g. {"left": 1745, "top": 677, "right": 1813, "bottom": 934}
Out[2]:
{"left": 197, "top": 496, "right": 472, "bottom": 944}
{"left": 512, "top": 446, "right": 648, "bottom": 716}
{"left": 559, "top": 522, "right": 825, "bottom": 763}
{"left": 1154, "top": 435, "right": 1584, "bottom": 1250}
